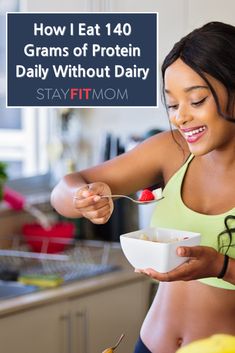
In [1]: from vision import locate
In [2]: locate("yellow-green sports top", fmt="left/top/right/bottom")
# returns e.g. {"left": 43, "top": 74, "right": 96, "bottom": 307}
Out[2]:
{"left": 150, "top": 154, "right": 235, "bottom": 290}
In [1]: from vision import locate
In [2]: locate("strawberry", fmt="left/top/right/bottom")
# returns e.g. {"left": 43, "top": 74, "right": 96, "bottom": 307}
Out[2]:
{"left": 138, "top": 189, "right": 155, "bottom": 201}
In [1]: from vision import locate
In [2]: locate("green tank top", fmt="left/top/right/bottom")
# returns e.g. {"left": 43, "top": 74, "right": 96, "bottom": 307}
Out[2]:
{"left": 150, "top": 154, "right": 235, "bottom": 290}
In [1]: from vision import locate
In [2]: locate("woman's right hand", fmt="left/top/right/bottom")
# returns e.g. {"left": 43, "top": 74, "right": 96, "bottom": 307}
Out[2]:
{"left": 73, "top": 182, "right": 114, "bottom": 224}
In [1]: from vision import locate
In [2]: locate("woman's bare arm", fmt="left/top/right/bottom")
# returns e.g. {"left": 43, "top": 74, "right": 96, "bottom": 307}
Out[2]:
{"left": 51, "top": 130, "right": 188, "bottom": 219}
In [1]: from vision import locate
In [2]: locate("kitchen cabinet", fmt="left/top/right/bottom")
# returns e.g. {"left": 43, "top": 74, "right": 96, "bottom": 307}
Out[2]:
{"left": 0, "top": 301, "right": 70, "bottom": 353}
{"left": 0, "top": 279, "right": 150, "bottom": 353}
{"left": 70, "top": 281, "right": 149, "bottom": 353}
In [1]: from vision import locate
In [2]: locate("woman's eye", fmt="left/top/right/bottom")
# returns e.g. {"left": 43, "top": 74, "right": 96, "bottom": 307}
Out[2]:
{"left": 167, "top": 96, "right": 208, "bottom": 110}
{"left": 191, "top": 97, "right": 208, "bottom": 106}
{"left": 167, "top": 104, "right": 178, "bottom": 110}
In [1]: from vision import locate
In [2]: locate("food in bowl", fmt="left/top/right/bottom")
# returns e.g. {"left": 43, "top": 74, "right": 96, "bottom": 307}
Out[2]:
{"left": 120, "top": 227, "right": 201, "bottom": 272}
{"left": 139, "top": 233, "right": 189, "bottom": 242}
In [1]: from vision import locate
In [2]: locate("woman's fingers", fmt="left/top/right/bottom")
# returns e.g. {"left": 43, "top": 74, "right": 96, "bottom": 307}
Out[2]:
{"left": 73, "top": 182, "right": 114, "bottom": 224}
{"left": 135, "top": 246, "right": 222, "bottom": 282}
{"left": 90, "top": 214, "right": 112, "bottom": 225}
{"left": 74, "top": 184, "right": 91, "bottom": 198}
{"left": 73, "top": 194, "right": 105, "bottom": 209}
{"left": 176, "top": 246, "right": 204, "bottom": 258}
{"left": 82, "top": 204, "right": 112, "bottom": 224}
{"left": 74, "top": 182, "right": 107, "bottom": 199}
{"left": 82, "top": 204, "right": 111, "bottom": 219}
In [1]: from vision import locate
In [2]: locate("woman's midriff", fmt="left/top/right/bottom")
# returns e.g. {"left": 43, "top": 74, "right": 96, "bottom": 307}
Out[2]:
{"left": 140, "top": 280, "right": 235, "bottom": 353}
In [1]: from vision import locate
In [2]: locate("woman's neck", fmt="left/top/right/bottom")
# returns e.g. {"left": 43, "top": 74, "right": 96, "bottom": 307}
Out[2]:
{"left": 201, "top": 147, "right": 235, "bottom": 171}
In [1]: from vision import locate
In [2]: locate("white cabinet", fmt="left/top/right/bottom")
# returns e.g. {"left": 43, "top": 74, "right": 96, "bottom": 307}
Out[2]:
{"left": 0, "top": 301, "right": 70, "bottom": 353}
{"left": 0, "top": 279, "right": 151, "bottom": 353}
{"left": 70, "top": 281, "right": 150, "bottom": 353}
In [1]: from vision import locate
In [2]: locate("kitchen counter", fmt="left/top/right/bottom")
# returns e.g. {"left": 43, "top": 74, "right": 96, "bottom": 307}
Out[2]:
{"left": 0, "top": 245, "right": 150, "bottom": 317}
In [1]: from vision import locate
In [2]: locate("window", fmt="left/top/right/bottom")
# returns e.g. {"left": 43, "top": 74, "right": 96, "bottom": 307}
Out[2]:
{"left": 0, "top": 0, "right": 51, "bottom": 180}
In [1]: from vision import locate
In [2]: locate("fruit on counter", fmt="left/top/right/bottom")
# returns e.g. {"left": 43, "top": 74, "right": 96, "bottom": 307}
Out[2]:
{"left": 176, "top": 334, "right": 235, "bottom": 353}
{"left": 138, "top": 189, "right": 155, "bottom": 201}
{"left": 102, "top": 333, "right": 125, "bottom": 353}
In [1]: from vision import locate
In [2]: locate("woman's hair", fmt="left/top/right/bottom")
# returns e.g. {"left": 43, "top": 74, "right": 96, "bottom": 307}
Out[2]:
{"left": 218, "top": 215, "right": 235, "bottom": 255}
{"left": 161, "top": 21, "right": 235, "bottom": 122}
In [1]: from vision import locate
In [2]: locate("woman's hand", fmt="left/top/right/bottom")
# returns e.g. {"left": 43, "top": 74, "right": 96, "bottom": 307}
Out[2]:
{"left": 73, "top": 182, "right": 114, "bottom": 224}
{"left": 135, "top": 246, "right": 225, "bottom": 282}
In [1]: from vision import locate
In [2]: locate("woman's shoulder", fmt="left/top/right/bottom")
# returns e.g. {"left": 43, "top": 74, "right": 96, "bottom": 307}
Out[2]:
{"left": 140, "top": 129, "right": 190, "bottom": 183}
{"left": 86, "top": 129, "right": 190, "bottom": 192}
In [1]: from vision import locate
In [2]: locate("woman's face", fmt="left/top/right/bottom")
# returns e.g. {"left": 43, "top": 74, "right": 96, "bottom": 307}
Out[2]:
{"left": 164, "top": 58, "right": 235, "bottom": 156}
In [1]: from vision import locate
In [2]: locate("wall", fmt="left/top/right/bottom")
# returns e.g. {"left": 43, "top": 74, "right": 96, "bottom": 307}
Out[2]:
{"left": 186, "top": 0, "right": 235, "bottom": 31}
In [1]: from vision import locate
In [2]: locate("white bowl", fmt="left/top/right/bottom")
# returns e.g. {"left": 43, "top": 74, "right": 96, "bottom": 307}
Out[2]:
{"left": 120, "top": 227, "right": 201, "bottom": 273}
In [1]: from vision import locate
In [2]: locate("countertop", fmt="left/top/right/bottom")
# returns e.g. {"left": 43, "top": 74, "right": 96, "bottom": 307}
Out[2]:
{"left": 0, "top": 245, "right": 149, "bottom": 318}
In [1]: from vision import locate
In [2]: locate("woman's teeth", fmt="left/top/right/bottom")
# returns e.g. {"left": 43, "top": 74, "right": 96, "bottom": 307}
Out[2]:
{"left": 184, "top": 126, "right": 206, "bottom": 137}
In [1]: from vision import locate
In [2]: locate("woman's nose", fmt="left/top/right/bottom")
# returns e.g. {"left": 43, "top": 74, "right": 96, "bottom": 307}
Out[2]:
{"left": 175, "top": 106, "right": 192, "bottom": 125}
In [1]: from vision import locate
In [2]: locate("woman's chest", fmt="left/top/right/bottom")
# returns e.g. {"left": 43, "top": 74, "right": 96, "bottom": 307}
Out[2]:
{"left": 182, "top": 163, "right": 235, "bottom": 215}
{"left": 151, "top": 173, "right": 235, "bottom": 263}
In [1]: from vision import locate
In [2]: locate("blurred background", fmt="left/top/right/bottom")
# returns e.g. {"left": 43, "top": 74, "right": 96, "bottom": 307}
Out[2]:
{"left": 0, "top": 2, "right": 235, "bottom": 353}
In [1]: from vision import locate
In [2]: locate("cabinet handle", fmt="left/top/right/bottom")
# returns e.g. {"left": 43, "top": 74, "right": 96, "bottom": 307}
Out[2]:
{"left": 59, "top": 313, "right": 72, "bottom": 353}
{"left": 75, "top": 310, "right": 88, "bottom": 353}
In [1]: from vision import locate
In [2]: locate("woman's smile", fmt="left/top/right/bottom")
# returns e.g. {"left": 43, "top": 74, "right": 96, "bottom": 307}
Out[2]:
{"left": 180, "top": 125, "right": 207, "bottom": 143}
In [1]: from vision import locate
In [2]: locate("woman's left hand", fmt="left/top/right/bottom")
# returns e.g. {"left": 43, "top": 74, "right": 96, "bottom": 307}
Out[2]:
{"left": 135, "top": 246, "right": 225, "bottom": 282}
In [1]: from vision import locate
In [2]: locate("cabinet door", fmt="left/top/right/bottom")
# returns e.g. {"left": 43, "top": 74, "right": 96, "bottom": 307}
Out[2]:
{"left": 0, "top": 301, "right": 70, "bottom": 353}
{"left": 70, "top": 280, "right": 150, "bottom": 353}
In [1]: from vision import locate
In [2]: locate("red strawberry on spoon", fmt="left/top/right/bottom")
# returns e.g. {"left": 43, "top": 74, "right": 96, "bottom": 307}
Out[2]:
{"left": 138, "top": 189, "right": 155, "bottom": 202}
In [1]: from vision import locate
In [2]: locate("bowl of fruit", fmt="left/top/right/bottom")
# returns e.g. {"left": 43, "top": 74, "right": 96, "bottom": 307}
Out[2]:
{"left": 120, "top": 227, "right": 201, "bottom": 272}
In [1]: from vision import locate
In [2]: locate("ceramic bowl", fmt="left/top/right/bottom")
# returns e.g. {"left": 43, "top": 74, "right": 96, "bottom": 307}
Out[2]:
{"left": 120, "top": 227, "right": 201, "bottom": 272}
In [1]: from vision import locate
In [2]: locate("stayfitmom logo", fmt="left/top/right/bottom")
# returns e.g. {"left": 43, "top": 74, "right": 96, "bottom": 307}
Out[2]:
{"left": 7, "top": 13, "right": 157, "bottom": 107}
{"left": 35, "top": 87, "right": 128, "bottom": 101}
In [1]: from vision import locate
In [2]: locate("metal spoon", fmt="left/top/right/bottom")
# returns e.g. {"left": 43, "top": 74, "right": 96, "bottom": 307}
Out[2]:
{"left": 101, "top": 194, "right": 164, "bottom": 205}
{"left": 102, "top": 333, "right": 125, "bottom": 353}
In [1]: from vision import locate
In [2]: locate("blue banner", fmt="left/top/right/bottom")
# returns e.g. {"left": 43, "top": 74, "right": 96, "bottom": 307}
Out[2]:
{"left": 7, "top": 13, "right": 157, "bottom": 107}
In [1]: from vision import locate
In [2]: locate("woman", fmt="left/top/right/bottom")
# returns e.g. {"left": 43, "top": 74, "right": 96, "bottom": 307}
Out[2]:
{"left": 51, "top": 22, "right": 235, "bottom": 353}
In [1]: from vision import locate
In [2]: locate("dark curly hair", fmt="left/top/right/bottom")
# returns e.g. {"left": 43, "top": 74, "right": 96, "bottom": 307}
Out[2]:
{"left": 161, "top": 21, "right": 235, "bottom": 122}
